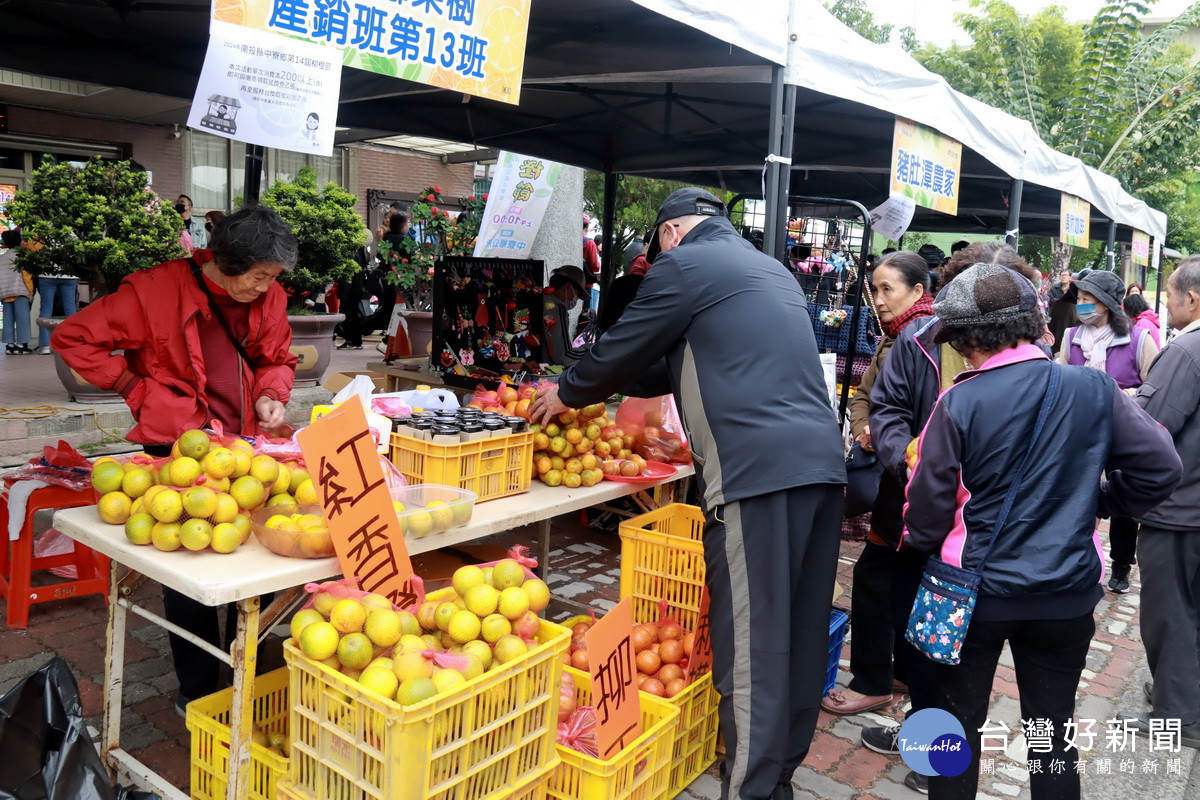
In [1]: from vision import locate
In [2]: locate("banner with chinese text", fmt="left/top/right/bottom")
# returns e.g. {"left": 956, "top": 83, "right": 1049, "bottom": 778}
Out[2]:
{"left": 889, "top": 118, "right": 962, "bottom": 216}
{"left": 220, "top": 0, "right": 530, "bottom": 105}
{"left": 472, "top": 151, "right": 562, "bottom": 258}
{"left": 1060, "top": 193, "right": 1090, "bottom": 248}
{"left": 189, "top": 20, "right": 341, "bottom": 155}
{"left": 1132, "top": 231, "right": 1151, "bottom": 267}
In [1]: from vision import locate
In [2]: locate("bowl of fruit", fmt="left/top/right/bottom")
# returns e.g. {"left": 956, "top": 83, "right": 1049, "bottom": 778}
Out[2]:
{"left": 249, "top": 504, "right": 336, "bottom": 558}
{"left": 389, "top": 484, "right": 478, "bottom": 538}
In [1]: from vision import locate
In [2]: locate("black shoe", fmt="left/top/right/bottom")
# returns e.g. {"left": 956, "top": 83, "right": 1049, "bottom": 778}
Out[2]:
{"left": 1118, "top": 711, "right": 1200, "bottom": 748}
{"left": 336, "top": 342, "right": 363, "bottom": 350}
{"left": 770, "top": 781, "right": 793, "bottom": 800}
{"left": 174, "top": 692, "right": 191, "bottom": 719}
{"left": 904, "top": 771, "right": 929, "bottom": 794}
{"left": 862, "top": 724, "right": 901, "bottom": 755}
{"left": 1144, "top": 681, "right": 1154, "bottom": 705}
{"left": 1108, "top": 563, "right": 1131, "bottom": 593}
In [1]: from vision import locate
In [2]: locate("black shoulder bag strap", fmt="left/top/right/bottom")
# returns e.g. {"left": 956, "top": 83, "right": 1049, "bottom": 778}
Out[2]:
{"left": 189, "top": 258, "right": 257, "bottom": 369}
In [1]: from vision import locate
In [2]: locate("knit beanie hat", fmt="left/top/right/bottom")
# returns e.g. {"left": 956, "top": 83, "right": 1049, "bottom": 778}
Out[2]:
{"left": 933, "top": 263, "right": 1039, "bottom": 343}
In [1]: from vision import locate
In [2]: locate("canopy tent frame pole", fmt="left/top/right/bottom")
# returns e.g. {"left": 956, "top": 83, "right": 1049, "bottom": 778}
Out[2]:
{"left": 600, "top": 165, "right": 618, "bottom": 302}
{"left": 763, "top": 66, "right": 786, "bottom": 261}
{"left": 1107, "top": 222, "right": 1118, "bottom": 272}
{"left": 242, "top": 144, "right": 265, "bottom": 205}
{"left": 769, "top": 84, "right": 798, "bottom": 261}
{"left": 1155, "top": 244, "right": 1163, "bottom": 313}
{"left": 1005, "top": 179, "right": 1023, "bottom": 249}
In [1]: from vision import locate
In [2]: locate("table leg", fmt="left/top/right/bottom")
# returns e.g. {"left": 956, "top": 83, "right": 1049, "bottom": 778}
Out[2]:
{"left": 101, "top": 559, "right": 125, "bottom": 774}
{"left": 536, "top": 518, "right": 551, "bottom": 581}
{"left": 225, "top": 595, "right": 261, "bottom": 800}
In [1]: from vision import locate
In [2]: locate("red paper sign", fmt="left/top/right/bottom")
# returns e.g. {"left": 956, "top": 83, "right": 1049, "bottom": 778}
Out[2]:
{"left": 585, "top": 597, "right": 642, "bottom": 758}
{"left": 297, "top": 398, "right": 418, "bottom": 609}
{"left": 686, "top": 586, "right": 713, "bottom": 680}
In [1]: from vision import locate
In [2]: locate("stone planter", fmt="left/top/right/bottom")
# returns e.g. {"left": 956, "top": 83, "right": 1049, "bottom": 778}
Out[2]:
{"left": 399, "top": 310, "right": 434, "bottom": 357}
{"left": 36, "top": 317, "right": 123, "bottom": 403}
{"left": 288, "top": 313, "right": 345, "bottom": 387}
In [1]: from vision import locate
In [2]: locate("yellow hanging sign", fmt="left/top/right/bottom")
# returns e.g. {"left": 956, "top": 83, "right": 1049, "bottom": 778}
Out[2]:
{"left": 889, "top": 117, "right": 962, "bottom": 216}
{"left": 1060, "top": 194, "right": 1091, "bottom": 248}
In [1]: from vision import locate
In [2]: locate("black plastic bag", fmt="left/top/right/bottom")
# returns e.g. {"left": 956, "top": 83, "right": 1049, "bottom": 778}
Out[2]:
{"left": 0, "top": 656, "right": 159, "bottom": 800}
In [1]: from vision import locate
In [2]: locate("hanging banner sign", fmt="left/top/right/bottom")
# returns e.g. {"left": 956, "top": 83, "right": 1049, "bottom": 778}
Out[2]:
{"left": 188, "top": 20, "right": 342, "bottom": 156}
{"left": 1060, "top": 194, "right": 1091, "bottom": 248}
{"left": 889, "top": 117, "right": 962, "bottom": 216}
{"left": 473, "top": 151, "right": 562, "bottom": 258}
{"left": 219, "top": 0, "right": 530, "bottom": 105}
{"left": 1132, "top": 230, "right": 1151, "bottom": 266}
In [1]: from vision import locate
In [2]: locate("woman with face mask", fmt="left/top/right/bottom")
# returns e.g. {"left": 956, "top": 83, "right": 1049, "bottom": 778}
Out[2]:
{"left": 1057, "top": 269, "right": 1160, "bottom": 594}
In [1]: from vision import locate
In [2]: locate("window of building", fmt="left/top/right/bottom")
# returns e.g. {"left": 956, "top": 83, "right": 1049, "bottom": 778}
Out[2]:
{"left": 188, "top": 131, "right": 345, "bottom": 211}
{"left": 189, "top": 132, "right": 229, "bottom": 210}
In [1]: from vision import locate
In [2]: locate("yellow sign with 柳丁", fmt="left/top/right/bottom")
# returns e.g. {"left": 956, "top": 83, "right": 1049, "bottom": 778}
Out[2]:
{"left": 1060, "top": 194, "right": 1091, "bottom": 248}
{"left": 889, "top": 118, "right": 962, "bottom": 216}
{"left": 218, "top": 0, "right": 531, "bottom": 105}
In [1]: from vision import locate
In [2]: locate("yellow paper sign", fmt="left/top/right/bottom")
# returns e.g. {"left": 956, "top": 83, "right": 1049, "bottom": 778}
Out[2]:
{"left": 1060, "top": 194, "right": 1091, "bottom": 249}
{"left": 223, "top": 0, "right": 531, "bottom": 104}
{"left": 1132, "top": 231, "right": 1151, "bottom": 267}
{"left": 296, "top": 397, "right": 419, "bottom": 608}
{"left": 585, "top": 598, "right": 642, "bottom": 759}
{"left": 890, "top": 117, "right": 962, "bottom": 216}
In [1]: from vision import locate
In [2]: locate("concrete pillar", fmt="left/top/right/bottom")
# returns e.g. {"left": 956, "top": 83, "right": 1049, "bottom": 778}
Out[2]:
{"left": 528, "top": 163, "right": 586, "bottom": 333}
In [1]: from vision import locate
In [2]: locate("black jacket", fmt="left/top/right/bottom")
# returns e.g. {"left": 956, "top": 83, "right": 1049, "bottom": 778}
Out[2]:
{"left": 557, "top": 215, "right": 845, "bottom": 507}
{"left": 1136, "top": 325, "right": 1200, "bottom": 531}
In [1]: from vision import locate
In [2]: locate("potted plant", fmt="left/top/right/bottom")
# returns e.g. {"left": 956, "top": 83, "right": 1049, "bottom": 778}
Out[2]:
{"left": 8, "top": 156, "right": 187, "bottom": 401}
{"left": 378, "top": 186, "right": 485, "bottom": 355}
{"left": 260, "top": 165, "right": 364, "bottom": 386}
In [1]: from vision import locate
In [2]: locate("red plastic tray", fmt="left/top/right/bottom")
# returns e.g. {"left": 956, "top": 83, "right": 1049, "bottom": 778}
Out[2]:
{"left": 602, "top": 461, "right": 679, "bottom": 484}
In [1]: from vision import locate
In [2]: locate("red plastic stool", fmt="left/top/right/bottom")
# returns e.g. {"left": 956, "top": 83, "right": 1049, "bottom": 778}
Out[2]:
{"left": 0, "top": 483, "right": 110, "bottom": 629}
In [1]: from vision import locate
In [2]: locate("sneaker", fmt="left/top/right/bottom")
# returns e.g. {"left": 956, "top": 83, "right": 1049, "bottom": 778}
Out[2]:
{"left": 862, "top": 724, "right": 901, "bottom": 755}
{"left": 904, "top": 771, "right": 929, "bottom": 794}
{"left": 1118, "top": 711, "right": 1200, "bottom": 748}
{"left": 36, "top": 345, "right": 52, "bottom": 355}
{"left": 336, "top": 342, "right": 363, "bottom": 350}
{"left": 1108, "top": 564, "right": 1131, "bottom": 594}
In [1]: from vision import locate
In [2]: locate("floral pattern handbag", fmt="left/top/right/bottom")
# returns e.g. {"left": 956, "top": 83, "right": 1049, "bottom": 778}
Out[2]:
{"left": 906, "top": 363, "right": 1061, "bottom": 665}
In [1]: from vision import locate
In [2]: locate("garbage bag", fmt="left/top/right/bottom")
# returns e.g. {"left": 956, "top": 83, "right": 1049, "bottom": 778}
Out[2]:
{"left": 0, "top": 657, "right": 160, "bottom": 800}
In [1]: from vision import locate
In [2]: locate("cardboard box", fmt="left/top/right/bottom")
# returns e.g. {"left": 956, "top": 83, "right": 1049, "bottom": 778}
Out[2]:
{"left": 322, "top": 370, "right": 387, "bottom": 395}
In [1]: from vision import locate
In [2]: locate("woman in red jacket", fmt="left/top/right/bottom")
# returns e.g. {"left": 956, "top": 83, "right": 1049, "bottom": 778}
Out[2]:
{"left": 52, "top": 205, "right": 298, "bottom": 710}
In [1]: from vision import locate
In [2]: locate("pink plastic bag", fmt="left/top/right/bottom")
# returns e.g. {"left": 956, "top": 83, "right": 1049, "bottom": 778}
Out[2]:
{"left": 614, "top": 396, "right": 692, "bottom": 464}
{"left": 371, "top": 397, "right": 412, "bottom": 417}
{"left": 556, "top": 707, "right": 599, "bottom": 757}
{"left": 32, "top": 528, "right": 77, "bottom": 579}
{"left": 302, "top": 575, "right": 426, "bottom": 614}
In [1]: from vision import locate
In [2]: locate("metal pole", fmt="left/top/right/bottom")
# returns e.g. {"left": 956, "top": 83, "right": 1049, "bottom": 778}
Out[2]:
{"left": 763, "top": 66, "right": 786, "bottom": 261}
{"left": 243, "top": 144, "right": 265, "bottom": 205}
{"left": 1106, "top": 221, "right": 1118, "bottom": 272}
{"left": 1005, "top": 179, "right": 1023, "bottom": 249}
{"left": 601, "top": 170, "right": 617, "bottom": 300}
{"left": 771, "top": 84, "right": 797, "bottom": 261}
{"left": 1154, "top": 241, "right": 1163, "bottom": 314}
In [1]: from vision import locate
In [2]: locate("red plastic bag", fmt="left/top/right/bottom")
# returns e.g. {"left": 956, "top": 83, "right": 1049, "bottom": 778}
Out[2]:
{"left": 2, "top": 441, "right": 94, "bottom": 492}
{"left": 556, "top": 707, "right": 599, "bottom": 757}
{"left": 614, "top": 396, "right": 691, "bottom": 464}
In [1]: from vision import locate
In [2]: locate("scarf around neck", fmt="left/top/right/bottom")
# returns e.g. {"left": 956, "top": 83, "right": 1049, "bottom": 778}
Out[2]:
{"left": 1078, "top": 322, "right": 1116, "bottom": 373}
{"left": 881, "top": 293, "right": 935, "bottom": 339}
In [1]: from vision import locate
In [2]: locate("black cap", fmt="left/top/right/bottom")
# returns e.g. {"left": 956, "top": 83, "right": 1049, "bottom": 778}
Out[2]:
{"left": 646, "top": 187, "right": 727, "bottom": 262}
{"left": 549, "top": 264, "right": 587, "bottom": 296}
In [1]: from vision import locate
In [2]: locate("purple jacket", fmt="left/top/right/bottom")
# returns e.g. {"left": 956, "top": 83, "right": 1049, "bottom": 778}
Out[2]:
{"left": 1064, "top": 325, "right": 1147, "bottom": 389}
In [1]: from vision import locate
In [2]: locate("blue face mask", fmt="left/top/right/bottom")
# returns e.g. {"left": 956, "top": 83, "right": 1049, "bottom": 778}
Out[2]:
{"left": 1076, "top": 302, "right": 1105, "bottom": 326}
{"left": 1075, "top": 303, "right": 1097, "bottom": 315}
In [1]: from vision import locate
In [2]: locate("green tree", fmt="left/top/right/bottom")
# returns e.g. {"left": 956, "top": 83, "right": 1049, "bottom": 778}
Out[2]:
{"left": 8, "top": 156, "right": 186, "bottom": 296}
{"left": 260, "top": 165, "right": 365, "bottom": 307}
{"left": 826, "top": 0, "right": 918, "bottom": 51}
{"left": 582, "top": 174, "right": 689, "bottom": 264}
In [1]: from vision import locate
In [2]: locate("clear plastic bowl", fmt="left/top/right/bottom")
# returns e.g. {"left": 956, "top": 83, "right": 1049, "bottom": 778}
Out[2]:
{"left": 248, "top": 504, "right": 335, "bottom": 558}
{"left": 388, "top": 484, "right": 478, "bottom": 537}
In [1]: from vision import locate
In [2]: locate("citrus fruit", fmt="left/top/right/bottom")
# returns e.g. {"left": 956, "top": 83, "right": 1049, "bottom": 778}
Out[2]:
{"left": 265, "top": 514, "right": 299, "bottom": 532}
{"left": 359, "top": 667, "right": 399, "bottom": 699}
{"left": 210, "top": 522, "right": 242, "bottom": 553}
{"left": 361, "top": 593, "right": 392, "bottom": 613}
{"left": 167, "top": 457, "right": 203, "bottom": 488}
{"left": 97, "top": 491, "right": 133, "bottom": 525}
{"left": 230, "top": 475, "right": 266, "bottom": 510}
{"left": 150, "top": 522, "right": 182, "bottom": 551}
{"left": 426, "top": 501, "right": 454, "bottom": 532}
{"left": 311, "top": 590, "right": 338, "bottom": 616}
{"left": 364, "top": 609, "right": 403, "bottom": 647}
{"left": 393, "top": 651, "right": 434, "bottom": 682}
{"left": 447, "top": 610, "right": 481, "bottom": 644}
{"left": 498, "top": 586, "right": 531, "bottom": 620}
{"left": 92, "top": 459, "right": 125, "bottom": 493}
{"left": 329, "top": 599, "right": 367, "bottom": 634}
{"left": 177, "top": 429, "right": 211, "bottom": 460}
{"left": 459, "top": 654, "right": 484, "bottom": 680}
{"left": 397, "top": 611, "right": 421, "bottom": 637}
{"left": 395, "top": 676, "right": 437, "bottom": 706}
{"left": 231, "top": 450, "right": 252, "bottom": 478}
{"left": 211, "top": 492, "right": 240, "bottom": 524}
{"left": 398, "top": 634, "right": 427, "bottom": 653}
{"left": 124, "top": 512, "right": 155, "bottom": 545}
{"left": 493, "top": 634, "right": 529, "bottom": 664}
{"left": 513, "top": 610, "right": 540, "bottom": 639}
{"left": 421, "top": 634, "right": 441, "bottom": 649}
{"left": 480, "top": 614, "right": 511, "bottom": 644}
{"left": 250, "top": 455, "right": 280, "bottom": 485}
{"left": 452, "top": 565, "right": 486, "bottom": 597}
{"left": 492, "top": 559, "right": 525, "bottom": 590}
{"left": 121, "top": 467, "right": 153, "bottom": 498}
{"left": 465, "top": 584, "right": 500, "bottom": 617}
{"left": 434, "top": 601, "right": 458, "bottom": 632}
{"left": 463, "top": 639, "right": 493, "bottom": 669}
{"left": 290, "top": 608, "right": 325, "bottom": 641}
{"left": 299, "top": 620, "right": 340, "bottom": 660}
{"left": 179, "top": 518, "right": 213, "bottom": 551}
{"left": 181, "top": 486, "right": 218, "bottom": 519}
{"left": 451, "top": 500, "right": 472, "bottom": 525}
{"left": 297, "top": 531, "right": 332, "bottom": 557}
{"left": 232, "top": 513, "right": 252, "bottom": 543}
{"left": 269, "top": 463, "right": 291, "bottom": 496}
{"left": 337, "top": 632, "right": 374, "bottom": 671}
{"left": 206, "top": 476, "right": 231, "bottom": 493}
{"left": 289, "top": 468, "right": 310, "bottom": 494}
{"left": 367, "top": 656, "right": 394, "bottom": 672}
{"left": 522, "top": 578, "right": 550, "bottom": 612}
{"left": 294, "top": 479, "right": 317, "bottom": 504}
{"left": 415, "top": 601, "right": 439, "bottom": 631}
{"left": 432, "top": 669, "right": 466, "bottom": 692}
{"left": 265, "top": 493, "right": 297, "bottom": 508}
{"left": 203, "top": 447, "right": 236, "bottom": 479}
{"left": 406, "top": 511, "right": 434, "bottom": 538}
{"left": 563, "top": 472, "right": 582, "bottom": 489}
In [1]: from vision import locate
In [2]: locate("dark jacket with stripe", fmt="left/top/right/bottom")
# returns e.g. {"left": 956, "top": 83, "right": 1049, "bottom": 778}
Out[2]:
{"left": 903, "top": 346, "right": 1181, "bottom": 621}
{"left": 556, "top": 215, "right": 846, "bottom": 508}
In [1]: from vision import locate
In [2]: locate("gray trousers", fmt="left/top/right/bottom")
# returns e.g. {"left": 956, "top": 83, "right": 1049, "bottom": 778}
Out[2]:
{"left": 1138, "top": 526, "right": 1200, "bottom": 724}
{"left": 703, "top": 484, "right": 843, "bottom": 800}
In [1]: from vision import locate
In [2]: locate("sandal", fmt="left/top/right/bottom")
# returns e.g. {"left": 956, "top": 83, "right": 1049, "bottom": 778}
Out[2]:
{"left": 820, "top": 689, "right": 894, "bottom": 716}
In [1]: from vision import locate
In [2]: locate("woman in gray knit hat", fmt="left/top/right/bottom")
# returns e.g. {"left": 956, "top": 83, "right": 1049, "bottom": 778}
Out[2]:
{"left": 1056, "top": 268, "right": 1160, "bottom": 594}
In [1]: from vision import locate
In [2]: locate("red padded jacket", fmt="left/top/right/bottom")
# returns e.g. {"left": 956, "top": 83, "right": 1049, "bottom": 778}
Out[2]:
{"left": 51, "top": 251, "right": 296, "bottom": 444}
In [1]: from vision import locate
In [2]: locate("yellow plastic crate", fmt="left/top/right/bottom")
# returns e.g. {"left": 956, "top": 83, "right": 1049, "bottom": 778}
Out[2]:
{"left": 389, "top": 430, "right": 535, "bottom": 502}
{"left": 186, "top": 666, "right": 290, "bottom": 800}
{"left": 283, "top": 606, "right": 570, "bottom": 800}
{"left": 548, "top": 667, "right": 679, "bottom": 800}
{"left": 618, "top": 504, "right": 720, "bottom": 794}
{"left": 278, "top": 754, "right": 558, "bottom": 800}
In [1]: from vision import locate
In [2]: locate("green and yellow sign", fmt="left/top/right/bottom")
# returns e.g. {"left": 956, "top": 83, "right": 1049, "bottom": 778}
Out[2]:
{"left": 889, "top": 117, "right": 962, "bottom": 216}
{"left": 1132, "top": 231, "right": 1151, "bottom": 267}
{"left": 1060, "top": 193, "right": 1090, "bottom": 248}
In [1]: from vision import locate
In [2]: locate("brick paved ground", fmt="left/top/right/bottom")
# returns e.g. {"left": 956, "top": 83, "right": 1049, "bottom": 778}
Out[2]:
{"left": 1, "top": 510, "right": 1197, "bottom": 798}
